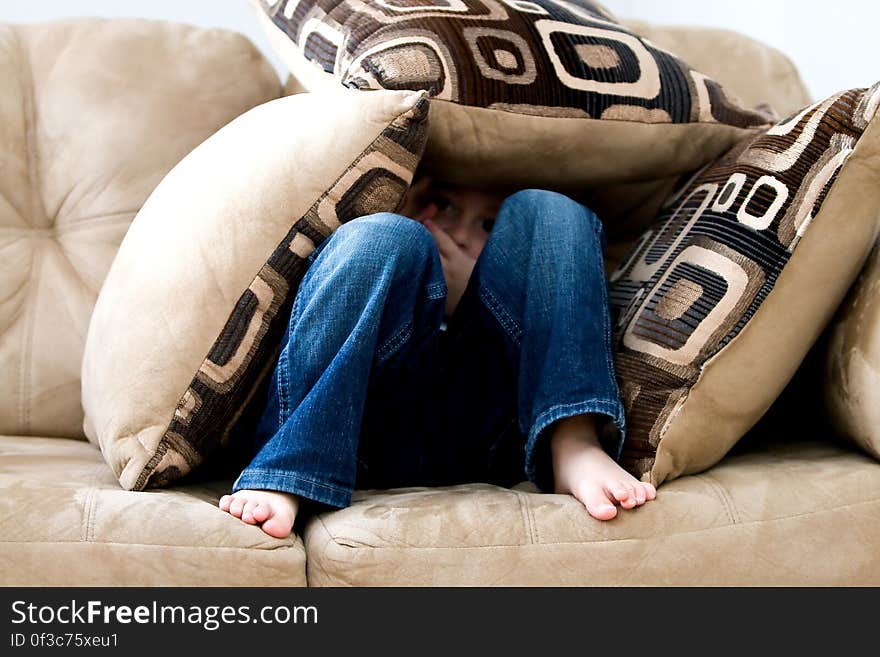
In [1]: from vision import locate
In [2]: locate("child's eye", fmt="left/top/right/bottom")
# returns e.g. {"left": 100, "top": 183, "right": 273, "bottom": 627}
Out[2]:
{"left": 427, "top": 194, "right": 451, "bottom": 211}
{"left": 481, "top": 218, "right": 495, "bottom": 232}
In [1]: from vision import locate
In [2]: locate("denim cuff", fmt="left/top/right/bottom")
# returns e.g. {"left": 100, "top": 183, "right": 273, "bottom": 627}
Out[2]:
{"left": 524, "top": 399, "right": 627, "bottom": 494}
{"left": 232, "top": 467, "right": 352, "bottom": 509}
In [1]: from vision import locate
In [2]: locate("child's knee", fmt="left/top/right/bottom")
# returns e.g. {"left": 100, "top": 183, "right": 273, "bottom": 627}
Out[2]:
{"left": 339, "top": 212, "right": 432, "bottom": 248}
{"left": 498, "top": 189, "right": 602, "bottom": 243}
{"left": 325, "top": 212, "right": 437, "bottom": 274}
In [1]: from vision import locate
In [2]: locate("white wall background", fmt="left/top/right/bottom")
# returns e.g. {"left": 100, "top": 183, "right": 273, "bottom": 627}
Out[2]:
{"left": 603, "top": 0, "right": 878, "bottom": 99}
{"left": 2, "top": 0, "right": 878, "bottom": 101}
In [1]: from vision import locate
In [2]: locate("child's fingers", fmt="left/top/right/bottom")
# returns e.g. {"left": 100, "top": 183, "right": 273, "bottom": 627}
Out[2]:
{"left": 414, "top": 204, "right": 439, "bottom": 223}
{"left": 424, "top": 219, "right": 458, "bottom": 257}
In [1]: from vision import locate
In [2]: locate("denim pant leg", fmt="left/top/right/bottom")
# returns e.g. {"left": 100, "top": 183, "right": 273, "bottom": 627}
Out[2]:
{"left": 449, "top": 189, "right": 627, "bottom": 494}
{"left": 232, "top": 212, "right": 447, "bottom": 508}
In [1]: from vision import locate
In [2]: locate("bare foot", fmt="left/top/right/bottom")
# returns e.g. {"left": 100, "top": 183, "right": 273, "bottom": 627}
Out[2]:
{"left": 218, "top": 489, "right": 300, "bottom": 538}
{"left": 550, "top": 414, "right": 656, "bottom": 521}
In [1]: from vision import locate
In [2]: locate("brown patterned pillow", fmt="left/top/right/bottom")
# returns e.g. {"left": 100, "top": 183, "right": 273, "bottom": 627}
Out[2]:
{"left": 81, "top": 89, "right": 429, "bottom": 490}
{"left": 251, "top": 0, "right": 774, "bottom": 193}
{"left": 609, "top": 83, "right": 880, "bottom": 485}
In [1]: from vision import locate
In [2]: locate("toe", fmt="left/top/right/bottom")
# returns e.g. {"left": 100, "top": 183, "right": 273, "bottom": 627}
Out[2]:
{"left": 619, "top": 482, "right": 637, "bottom": 508}
{"left": 218, "top": 495, "right": 231, "bottom": 511}
{"left": 582, "top": 489, "right": 617, "bottom": 520}
{"left": 229, "top": 495, "right": 246, "bottom": 518}
{"left": 575, "top": 486, "right": 618, "bottom": 521}
{"left": 644, "top": 482, "right": 657, "bottom": 500}
{"left": 634, "top": 484, "right": 647, "bottom": 505}
{"left": 252, "top": 503, "right": 270, "bottom": 523}
{"left": 241, "top": 500, "right": 259, "bottom": 524}
{"left": 261, "top": 510, "right": 295, "bottom": 539}
{"left": 610, "top": 482, "right": 630, "bottom": 503}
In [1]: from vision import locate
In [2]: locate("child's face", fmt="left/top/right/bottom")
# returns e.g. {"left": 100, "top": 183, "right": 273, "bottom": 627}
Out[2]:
{"left": 399, "top": 177, "right": 506, "bottom": 259}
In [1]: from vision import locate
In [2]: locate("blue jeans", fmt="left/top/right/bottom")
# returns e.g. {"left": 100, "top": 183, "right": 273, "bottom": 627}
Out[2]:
{"left": 232, "top": 189, "right": 626, "bottom": 509}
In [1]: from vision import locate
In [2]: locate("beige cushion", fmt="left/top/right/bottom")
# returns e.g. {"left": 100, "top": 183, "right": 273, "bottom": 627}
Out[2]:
{"left": 0, "top": 435, "right": 306, "bottom": 586}
{"left": 609, "top": 84, "right": 880, "bottom": 485}
{"left": 304, "top": 440, "right": 880, "bottom": 585}
{"left": 253, "top": 0, "right": 773, "bottom": 194}
{"left": 825, "top": 242, "right": 880, "bottom": 460}
{"left": 0, "top": 18, "right": 280, "bottom": 441}
{"left": 623, "top": 20, "right": 813, "bottom": 118}
{"left": 81, "top": 88, "right": 429, "bottom": 491}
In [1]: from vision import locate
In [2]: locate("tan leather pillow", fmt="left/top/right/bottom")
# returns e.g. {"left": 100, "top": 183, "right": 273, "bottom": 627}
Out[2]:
{"left": 825, "top": 241, "right": 880, "bottom": 460}
{"left": 252, "top": 0, "right": 773, "bottom": 194}
{"left": 609, "top": 83, "right": 880, "bottom": 485}
{"left": 81, "top": 88, "right": 429, "bottom": 490}
{"left": 0, "top": 18, "right": 279, "bottom": 440}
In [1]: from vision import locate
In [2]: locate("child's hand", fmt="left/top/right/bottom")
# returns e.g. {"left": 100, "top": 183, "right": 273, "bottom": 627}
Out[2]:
{"left": 422, "top": 218, "right": 475, "bottom": 317}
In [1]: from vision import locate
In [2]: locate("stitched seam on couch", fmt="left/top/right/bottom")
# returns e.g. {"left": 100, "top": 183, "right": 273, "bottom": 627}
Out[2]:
{"left": 0, "top": 540, "right": 305, "bottom": 551}
{"left": 514, "top": 490, "right": 537, "bottom": 545}
{"left": 699, "top": 474, "right": 741, "bottom": 525}
{"left": 313, "top": 495, "right": 880, "bottom": 549}
{"left": 15, "top": 24, "right": 44, "bottom": 436}
{"left": 81, "top": 464, "right": 105, "bottom": 543}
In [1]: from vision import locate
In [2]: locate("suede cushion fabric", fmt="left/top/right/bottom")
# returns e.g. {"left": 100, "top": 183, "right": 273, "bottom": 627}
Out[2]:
{"left": 825, "top": 241, "right": 880, "bottom": 461}
{"left": 303, "top": 439, "right": 880, "bottom": 586}
{"left": 81, "top": 88, "right": 430, "bottom": 491}
{"left": 609, "top": 83, "right": 880, "bottom": 485}
{"left": 0, "top": 435, "right": 306, "bottom": 586}
{"left": 0, "top": 18, "right": 280, "bottom": 441}
{"left": 252, "top": 0, "right": 773, "bottom": 193}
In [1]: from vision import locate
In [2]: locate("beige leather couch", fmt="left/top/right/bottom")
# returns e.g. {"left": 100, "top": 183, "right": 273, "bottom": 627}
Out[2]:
{"left": 2, "top": 16, "right": 878, "bottom": 587}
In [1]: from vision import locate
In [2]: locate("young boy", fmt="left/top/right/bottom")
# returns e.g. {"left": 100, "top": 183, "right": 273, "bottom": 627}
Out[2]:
{"left": 220, "top": 176, "right": 656, "bottom": 538}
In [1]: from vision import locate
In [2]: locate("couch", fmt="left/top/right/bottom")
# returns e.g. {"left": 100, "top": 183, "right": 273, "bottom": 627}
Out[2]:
{"left": 1, "top": 15, "right": 878, "bottom": 587}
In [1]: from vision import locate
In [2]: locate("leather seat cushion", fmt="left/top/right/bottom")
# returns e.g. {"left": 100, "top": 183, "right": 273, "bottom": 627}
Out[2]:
{"left": 0, "top": 435, "right": 306, "bottom": 586}
{"left": 303, "top": 440, "right": 880, "bottom": 585}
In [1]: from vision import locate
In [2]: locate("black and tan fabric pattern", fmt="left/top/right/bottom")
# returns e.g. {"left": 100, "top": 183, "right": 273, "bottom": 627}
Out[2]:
{"left": 141, "top": 101, "right": 429, "bottom": 489}
{"left": 142, "top": 98, "right": 428, "bottom": 490}
{"left": 609, "top": 83, "right": 880, "bottom": 485}
{"left": 81, "top": 89, "right": 430, "bottom": 491}
{"left": 253, "top": 0, "right": 774, "bottom": 192}
{"left": 261, "top": 0, "right": 765, "bottom": 125}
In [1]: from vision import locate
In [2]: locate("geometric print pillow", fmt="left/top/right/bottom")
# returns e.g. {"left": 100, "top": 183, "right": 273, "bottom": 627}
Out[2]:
{"left": 81, "top": 89, "right": 430, "bottom": 491}
{"left": 609, "top": 83, "right": 880, "bottom": 486}
{"left": 252, "top": 0, "right": 774, "bottom": 193}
